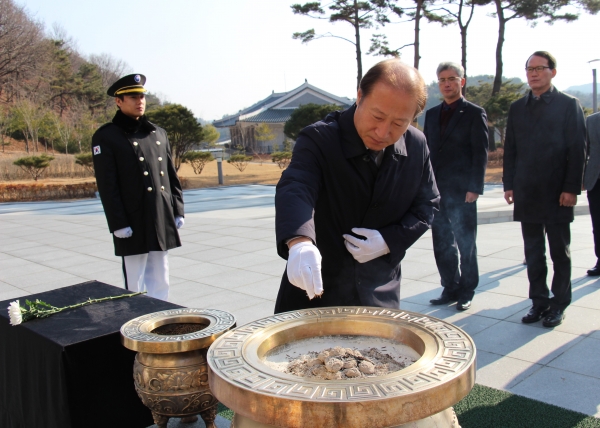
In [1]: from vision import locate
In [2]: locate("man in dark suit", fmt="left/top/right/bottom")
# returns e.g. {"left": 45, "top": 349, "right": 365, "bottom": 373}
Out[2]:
{"left": 504, "top": 51, "right": 586, "bottom": 327}
{"left": 274, "top": 59, "right": 440, "bottom": 313}
{"left": 584, "top": 112, "right": 600, "bottom": 276}
{"left": 423, "top": 62, "right": 489, "bottom": 311}
{"left": 92, "top": 74, "right": 185, "bottom": 301}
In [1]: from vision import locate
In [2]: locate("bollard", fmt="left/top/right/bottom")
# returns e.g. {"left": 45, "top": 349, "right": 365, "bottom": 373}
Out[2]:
{"left": 216, "top": 156, "right": 224, "bottom": 185}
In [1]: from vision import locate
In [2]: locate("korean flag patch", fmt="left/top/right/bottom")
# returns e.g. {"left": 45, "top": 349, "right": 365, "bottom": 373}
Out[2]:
{"left": 93, "top": 146, "right": 101, "bottom": 155}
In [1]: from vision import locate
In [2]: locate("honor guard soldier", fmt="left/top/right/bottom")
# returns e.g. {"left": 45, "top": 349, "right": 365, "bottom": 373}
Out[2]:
{"left": 92, "top": 74, "right": 184, "bottom": 300}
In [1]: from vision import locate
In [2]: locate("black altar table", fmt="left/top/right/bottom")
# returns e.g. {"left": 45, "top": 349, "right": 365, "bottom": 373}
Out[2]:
{"left": 0, "top": 281, "right": 182, "bottom": 428}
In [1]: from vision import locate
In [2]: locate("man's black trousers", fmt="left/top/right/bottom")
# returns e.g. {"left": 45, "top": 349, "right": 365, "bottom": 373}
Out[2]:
{"left": 432, "top": 197, "right": 478, "bottom": 301}
{"left": 521, "top": 222, "right": 572, "bottom": 310}
{"left": 588, "top": 179, "right": 600, "bottom": 263}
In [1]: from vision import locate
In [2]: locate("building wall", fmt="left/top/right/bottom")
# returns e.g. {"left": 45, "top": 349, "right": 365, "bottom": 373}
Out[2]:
{"left": 229, "top": 122, "right": 288, "bottom": 154}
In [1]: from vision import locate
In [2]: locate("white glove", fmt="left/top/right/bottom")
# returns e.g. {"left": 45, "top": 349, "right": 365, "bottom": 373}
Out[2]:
{"left": 175, "top": 216, "right": 185, "bottom": 229}
{"left": 343, "top": 227, "right": 390, "bottom": 263}
{"left": 114, "top": 227, "right": 133, "bottom": 238}
{"left": 286, "top": 242, "right": 324, "bottom": 300}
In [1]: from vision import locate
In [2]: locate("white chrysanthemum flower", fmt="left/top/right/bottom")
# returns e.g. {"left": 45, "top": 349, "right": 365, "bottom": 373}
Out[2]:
{"left": 8, "top": 300, "right": 23, "bottom": 326}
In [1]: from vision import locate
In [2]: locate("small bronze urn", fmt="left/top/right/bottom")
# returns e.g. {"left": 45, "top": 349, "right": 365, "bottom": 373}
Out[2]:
{"left": 121, "top": 308, "right": 236, "bottom": 428}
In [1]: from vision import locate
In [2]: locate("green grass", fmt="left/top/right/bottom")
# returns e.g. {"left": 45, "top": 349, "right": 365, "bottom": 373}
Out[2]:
{"left": 455, "top": 384, "right": 600, "bottom": 428}
{"left": 216, "top": 384, "right": 600, "bottom": 427}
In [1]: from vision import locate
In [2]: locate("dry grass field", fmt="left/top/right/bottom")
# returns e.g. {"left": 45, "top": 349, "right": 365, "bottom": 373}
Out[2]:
{"left": 0, "top": 145, "right": 504, "bottom": 194}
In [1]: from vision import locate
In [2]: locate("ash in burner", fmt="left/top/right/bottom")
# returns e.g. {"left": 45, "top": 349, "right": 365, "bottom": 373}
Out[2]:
{"left": 285, "top": 346, "right": 414, "bottom": 380}
{"left": 263, "top": 336, "right": 418, "bottom": 380}
{"left": 152, "top": 323, "right": 207, "bottom": 335}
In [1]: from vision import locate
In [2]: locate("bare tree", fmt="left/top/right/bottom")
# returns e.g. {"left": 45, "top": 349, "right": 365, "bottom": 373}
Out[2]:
{"left": 0, "top": 0, "right": 46, "bottom": 101}
{"left": 88, "top": 53, "right": 132, "bottom": 89}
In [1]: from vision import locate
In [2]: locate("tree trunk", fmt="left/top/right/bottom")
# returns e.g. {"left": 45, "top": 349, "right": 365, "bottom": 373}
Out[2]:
{"left": 489, "top": 126, "right": 497, "bottom": 152}
{"left": 492, "top": 0, "right": 505, "bottom": 97}
{"left": 461, "top": 26, "right": 467, "bottom": 96}
{"left": 414, "top": 0, "right": 423, "bottom": 69}
{"left": 354, "top": 0, "right": 362, "bottom": 89}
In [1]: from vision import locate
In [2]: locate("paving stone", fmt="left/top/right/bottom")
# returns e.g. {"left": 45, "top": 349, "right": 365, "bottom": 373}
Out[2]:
{"left": 471, "top": 320, "right": 583, "bottom": 365}
{"left": 509, "top": 366, "right": 600, "bottom": 418}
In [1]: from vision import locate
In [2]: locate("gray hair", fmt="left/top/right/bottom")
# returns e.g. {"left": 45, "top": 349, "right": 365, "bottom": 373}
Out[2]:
{"left": 436, "top": 62, "right": 465, "bottom": 78}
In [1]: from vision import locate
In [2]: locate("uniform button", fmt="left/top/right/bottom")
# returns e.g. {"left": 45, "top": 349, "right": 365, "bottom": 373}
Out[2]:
{"left": 147, "top": 187, "right": 153, "bottom": 192}
{"left": 156, "top": 141, "right": 161, "bottom": 145}
{"left": 161, "top": 186, "right": 165, "bottom": 191}
{"left": 143, "top": 171, "right": 149, "bottom": 176}
{"left": 133, "top": 142, "right": 138, "bottom": 146}
{"left": 158, "top": 157, "right": 163, "bottom": 161}
{"left": 139, "top": 157, "right": 144, "bottom": 161}
{"left": 160, "top": 171, "right": 164, "bottom": 176}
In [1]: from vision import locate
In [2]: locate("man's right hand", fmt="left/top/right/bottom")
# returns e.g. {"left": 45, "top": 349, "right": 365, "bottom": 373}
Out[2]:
{"left": 504, "top": 190, "right": 514, "bottom": 205}
{"left": 114, "top": 227, "right": 133, "bottom": 238}
{"left": 286, "top": 241, "right": 323, "bottom": 300}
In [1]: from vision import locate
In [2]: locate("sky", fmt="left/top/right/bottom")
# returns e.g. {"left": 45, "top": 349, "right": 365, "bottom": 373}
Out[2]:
{"left": 16, "top": 0, "right": 600, "bottom": 121}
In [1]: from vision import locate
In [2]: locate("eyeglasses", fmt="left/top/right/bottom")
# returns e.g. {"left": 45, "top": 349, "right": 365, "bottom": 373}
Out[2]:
{"left": 525, "top": 66, "right": 551, "bottom": 73}
{"left": 438, "top": 76, "right": 462, "bottom": 84}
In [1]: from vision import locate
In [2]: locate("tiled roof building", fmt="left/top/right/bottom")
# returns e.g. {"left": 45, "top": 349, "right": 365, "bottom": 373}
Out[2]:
{"left": 213, "top": 81, "right": 352, "bottom": 153}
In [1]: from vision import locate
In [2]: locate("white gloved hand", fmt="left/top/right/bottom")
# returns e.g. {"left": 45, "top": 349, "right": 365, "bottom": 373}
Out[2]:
{"left": 114, "top": 227, "right": 133, "bottom": 238}
{"left": 286, "top": 242, "right": 324, "bottom": 300}
{"left": 343, "top": 227, "right": 390, "bottom": 263}
{"left": 175, "top": 216, "right": 185, "bottom": 229}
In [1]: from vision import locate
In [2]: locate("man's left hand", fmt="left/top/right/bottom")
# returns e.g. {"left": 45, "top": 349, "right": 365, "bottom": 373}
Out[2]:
{"left": 465, "top": 192, "right": 479, "bottom": 203}
{"left": 175, "top": 216, "right": 185, "bottom": 229}
{"left": 343, "top": 228, "right": 390, "bottom": 263}
{"left": 559, "top": 192, "right": 577, "bottom": 207}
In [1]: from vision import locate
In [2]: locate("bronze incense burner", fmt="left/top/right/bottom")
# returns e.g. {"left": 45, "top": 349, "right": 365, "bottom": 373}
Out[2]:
{"left": 121, "top": 308, "right": 236, "bottom": 428}
{"left": 208, "top": 307, "right": 475, "bottom": 428}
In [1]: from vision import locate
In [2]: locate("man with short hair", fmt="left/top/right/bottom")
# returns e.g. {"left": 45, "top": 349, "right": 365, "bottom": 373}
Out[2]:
{"left": 503, "top": 52, "right": 586, "bottom": 327}
{"left": 92, "top": 74, "right": 184, "bottom": 301}
{"left": 274, "top": 59, "right": 440, "bottom": 313}
{"left": 584, "top": 112, "right": 600, "bottom": 276}
{"left": 424, "top": 62, "right": 489, "bottom": 311}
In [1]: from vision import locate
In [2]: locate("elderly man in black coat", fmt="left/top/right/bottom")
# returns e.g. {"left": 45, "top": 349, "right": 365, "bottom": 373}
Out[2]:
{"left": 503, "top": 52, "right": 586, "bottom": 327}
{"left": 274, "top": 59, "right": 440, "bottom": 313}
{"left": 92, "top": 74, "right": 184, "bottom": 301}
{"left": 424, "top": 61, "right": 489, "bottom": 311}
{"left": 584, "top": 112, "right": 600, "bottom": 276}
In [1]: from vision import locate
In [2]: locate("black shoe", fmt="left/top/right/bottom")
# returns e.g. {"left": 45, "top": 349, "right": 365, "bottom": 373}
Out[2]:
{"left": 521, "top": 306, "right": 550, "bottom": 323}
{"left": 430, "top": 294, "right": 457, "bottom": 305}
{"left": 457, "top": 300, "right": 471, "bottom": 311}
{"left": 542, "top": 309, "right": 565, "bottom": 327}
{"left": 587, "top": 265, "right": 600, "bottom": 276}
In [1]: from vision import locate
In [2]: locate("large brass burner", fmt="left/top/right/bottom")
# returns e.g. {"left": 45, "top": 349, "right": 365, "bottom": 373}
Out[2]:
{"left": 208, "top": 307, "right": 476, "bottom": 428}
{"left": 121, "top": 308, "right": 236, "bottom": 428}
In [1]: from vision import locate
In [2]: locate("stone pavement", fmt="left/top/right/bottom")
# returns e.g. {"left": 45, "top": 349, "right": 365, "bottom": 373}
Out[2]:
{"left": 0, "top": 184, "right": 599, "bottom": 426}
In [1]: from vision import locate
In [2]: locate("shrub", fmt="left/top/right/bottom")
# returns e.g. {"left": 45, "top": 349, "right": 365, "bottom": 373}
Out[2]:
{"left": 488, "top": 148, "right": 504, "bottom": 166}
{"left": 227, "top": 154, "right": 252, "bottom": 172}
{"left": 0, "top": 182, "right": 97, "bottom": 202}
{"left": 13, "top": 154, "right": 55, "bottom": 181}
{"left": 74, "top": 153, "right": 95, "bottom": 175}
{"left": 271, "top": 151, "right": 292, "bottom": 169}
{"left": 182, "top": 151, "right": 214, "bottom": 175}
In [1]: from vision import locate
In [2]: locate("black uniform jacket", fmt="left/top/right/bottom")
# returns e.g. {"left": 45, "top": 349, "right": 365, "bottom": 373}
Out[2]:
{"left": 92, "top": 110, "right": 184, "bottom": 256}
{"left": 275, "top": 105, "right": 440, "bottom": 313}
{"left": 503, "top": 87, "right": 586, "bottom": 224}
{"left": 423, "top": 97, "right": 488, "bottom": 198}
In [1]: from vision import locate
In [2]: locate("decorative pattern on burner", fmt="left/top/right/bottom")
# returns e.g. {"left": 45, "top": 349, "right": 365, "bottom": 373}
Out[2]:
{"left": 208, "top": 307, "right": 475, "bottom": 402}
{"left": 121, "top": 308, "right": 236, "bottom": 343}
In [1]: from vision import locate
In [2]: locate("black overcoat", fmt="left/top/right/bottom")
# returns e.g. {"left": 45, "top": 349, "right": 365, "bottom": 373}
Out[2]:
{"left": 423, "top": 97, "right": 489, "bottom": 197}
{"left": 274, "top": 106, "right": 440, "bottom": 313}
{"left": 503, "top": 87, "right": 586, "bottom": 224}
{"left": 92, "top": 111, "right": 184, "bottom": 256}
